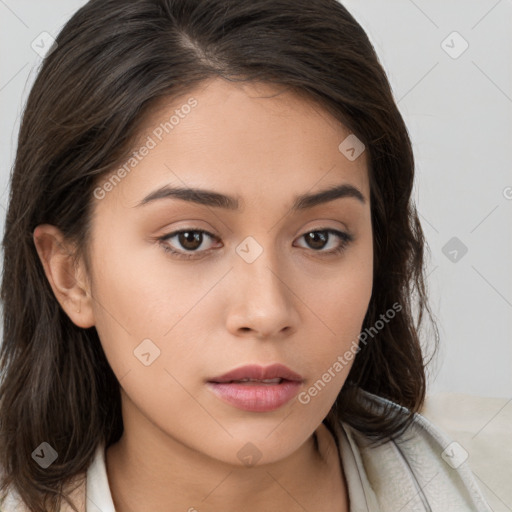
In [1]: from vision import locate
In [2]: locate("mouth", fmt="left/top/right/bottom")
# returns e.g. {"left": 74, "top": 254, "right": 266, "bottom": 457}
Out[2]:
{"left": 208, "top": 363, "right": 303, "bottom": 384}
{"left": 206, "top": 364, "right": 303, "bottom": 412}
{"left": 217, "top": 378, "right": 285, "bottom": 384}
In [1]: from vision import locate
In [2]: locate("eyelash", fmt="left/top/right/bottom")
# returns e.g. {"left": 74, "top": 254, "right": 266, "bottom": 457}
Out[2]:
{"left": 157, "top": 228, "right": 354, "bottom": 260}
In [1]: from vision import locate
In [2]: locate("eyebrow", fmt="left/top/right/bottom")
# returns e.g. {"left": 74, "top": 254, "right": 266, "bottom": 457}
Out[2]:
{"left": 135, "top": 182, "right": 366, "bottom": 211}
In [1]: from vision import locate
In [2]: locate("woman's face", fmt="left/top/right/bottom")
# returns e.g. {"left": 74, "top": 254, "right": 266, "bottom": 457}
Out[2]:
{"left": 84, "top": 77, "right": 373, "bottom": 465}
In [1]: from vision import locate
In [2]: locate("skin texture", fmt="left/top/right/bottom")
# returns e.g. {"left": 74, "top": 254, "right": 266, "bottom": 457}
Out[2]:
{"left": 33, "top": 77, "right": 373, "bottom": 511}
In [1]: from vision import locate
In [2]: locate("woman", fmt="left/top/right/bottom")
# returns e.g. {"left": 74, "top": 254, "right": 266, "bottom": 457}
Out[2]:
{"left": 0, "top": 0, "right": 491, "bottom": 510}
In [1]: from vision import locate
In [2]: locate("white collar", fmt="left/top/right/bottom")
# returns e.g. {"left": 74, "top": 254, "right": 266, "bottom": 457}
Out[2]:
{"left": 86, "top": 443, "right": 116, "bottom": 512}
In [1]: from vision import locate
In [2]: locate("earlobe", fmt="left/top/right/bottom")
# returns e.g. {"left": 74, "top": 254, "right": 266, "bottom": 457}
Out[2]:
{"left": 32, "top": 224, "right": 95, "bottom": 328}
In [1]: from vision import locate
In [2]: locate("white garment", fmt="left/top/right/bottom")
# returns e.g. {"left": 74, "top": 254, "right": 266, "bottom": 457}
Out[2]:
{"left": 85, "top": 443, "right": 116, "bottom": 512}
{"left": 331, "top": 410, "right": 493, "bottom": 511}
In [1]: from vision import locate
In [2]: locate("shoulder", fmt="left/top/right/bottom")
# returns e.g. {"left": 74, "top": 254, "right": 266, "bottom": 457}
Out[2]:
{"left": 326, "top": 389, "right": 492, "bottom": 511}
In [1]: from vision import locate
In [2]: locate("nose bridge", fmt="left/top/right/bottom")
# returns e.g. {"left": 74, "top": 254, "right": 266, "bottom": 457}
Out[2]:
{"left": 235, "top": 234, "right": 287, "bottom": 300}
{"left": 228, "top": 234, "right": 297, "bottom": 335}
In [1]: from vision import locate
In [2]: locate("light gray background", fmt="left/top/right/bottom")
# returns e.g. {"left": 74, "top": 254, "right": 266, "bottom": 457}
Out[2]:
{"left": 1, "top": 0, "right": 511, "bottom": 399}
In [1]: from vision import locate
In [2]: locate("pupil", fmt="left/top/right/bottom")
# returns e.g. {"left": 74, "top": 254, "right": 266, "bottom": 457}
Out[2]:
{"left": 307, "top": 231, "right": 327, "bottom": 249}
{"left": 180, "top": 231, "right": 201, "bottom": 250}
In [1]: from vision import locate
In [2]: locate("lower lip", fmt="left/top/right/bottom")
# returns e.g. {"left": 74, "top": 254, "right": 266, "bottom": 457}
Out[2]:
{"left": 206, "top": 380, "right": 302, "bottom": 412}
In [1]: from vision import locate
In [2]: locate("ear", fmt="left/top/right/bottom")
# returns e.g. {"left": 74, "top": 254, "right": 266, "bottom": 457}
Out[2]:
{"left": 33, "top": 224, "right": 95, "bottom": 328}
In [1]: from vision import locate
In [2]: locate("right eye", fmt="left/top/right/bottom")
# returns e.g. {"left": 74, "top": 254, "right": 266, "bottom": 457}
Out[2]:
{"left": 158, "top": 229, "right": 220, "bottom": 259}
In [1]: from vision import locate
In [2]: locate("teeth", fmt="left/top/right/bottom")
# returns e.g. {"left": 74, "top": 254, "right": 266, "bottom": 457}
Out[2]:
{"left": 234, "top": 378, "right": 282, "bottom": 383}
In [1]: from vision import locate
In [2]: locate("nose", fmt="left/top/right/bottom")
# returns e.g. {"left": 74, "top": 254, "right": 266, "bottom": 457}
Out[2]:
{"left": 225, "top": 247, "right": 299, "bottom": 339}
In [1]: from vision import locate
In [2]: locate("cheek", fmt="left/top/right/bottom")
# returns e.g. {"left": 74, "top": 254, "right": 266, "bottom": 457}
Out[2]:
{"left": 295, "top": 277, "right": 371, "bottom": 420}
{"left": 301, "top": 276, "right": 370, "bottom": 385}
{"left": 85, "top": 227, "right": 173, "bottom": 371}
{"left": 89, "top": 221, "right": 188, "bottom": 331}
{"left": 307, "top": 229, "right": 373, "bottom": 333}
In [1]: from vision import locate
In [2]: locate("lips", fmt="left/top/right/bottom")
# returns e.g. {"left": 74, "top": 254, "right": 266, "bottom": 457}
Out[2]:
{"left": 206, "top": 364, "right": 304, "bottom": 412}
{"left": 208, "top": 363, "right": 303, "bottom": 384}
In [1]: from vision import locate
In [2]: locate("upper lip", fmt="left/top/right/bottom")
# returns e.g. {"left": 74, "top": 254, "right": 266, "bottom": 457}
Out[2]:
{"left": 208, "top": 364, "right": 303, "bottom": 383}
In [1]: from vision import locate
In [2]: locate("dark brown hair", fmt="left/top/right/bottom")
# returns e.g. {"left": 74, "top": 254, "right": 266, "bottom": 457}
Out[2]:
{"left": 0, "top": 0, "right": 439, "bottom": 510}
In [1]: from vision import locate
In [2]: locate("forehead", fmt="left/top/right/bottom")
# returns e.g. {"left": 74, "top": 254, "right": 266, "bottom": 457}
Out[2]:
{"left": 95, "top": 78, "right": 369, "bottom": 212}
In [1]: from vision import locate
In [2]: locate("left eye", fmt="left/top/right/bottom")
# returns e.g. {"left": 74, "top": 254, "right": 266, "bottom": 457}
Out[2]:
{"left": 158, "top": 228, "right": 353, "bottom": 259}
